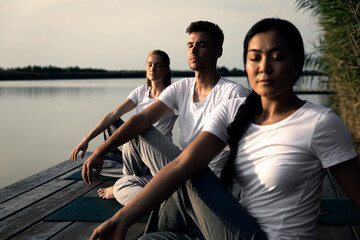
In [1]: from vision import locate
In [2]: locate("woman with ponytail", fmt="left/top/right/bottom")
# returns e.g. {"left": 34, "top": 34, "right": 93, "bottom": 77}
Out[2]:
{"left": 90, "top": 19, "right": 360, "bottom": 240}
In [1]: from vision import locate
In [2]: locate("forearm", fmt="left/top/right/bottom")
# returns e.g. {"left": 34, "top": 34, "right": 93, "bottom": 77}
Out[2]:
{"left": 94, "top": 100, "right": 170, "bottom": 157}
{"left": 84, "top": 113, "right": 118, "bottom": 143}
{"left": 94, "top": 113, "right": 152, "bottom": 157}
{"left": 85, "top": 99, "right": 136, "bottom": 143}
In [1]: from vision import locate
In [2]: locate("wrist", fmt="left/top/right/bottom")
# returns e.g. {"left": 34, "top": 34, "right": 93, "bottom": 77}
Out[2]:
{"left": 112, "top": 208, "right": 132, "bottom": 229}
{"left": 94, "top": 146, "right": 107, "bottom": 159}
{"left": 83, "top": 136, "right": 91, "bottom": 143}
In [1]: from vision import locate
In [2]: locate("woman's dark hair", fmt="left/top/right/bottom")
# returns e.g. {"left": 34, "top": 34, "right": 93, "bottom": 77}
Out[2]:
{"left": 243, "top": 18, "right": 305, "bottom": 82}
{"left": 146, "top": 50, "right": 171, "bottom": 87}
{"left": 186, "top": 21, "right": 224, "bottom": 47}
{"left": 220, "top": 18, "right": 305, "bottom": 190}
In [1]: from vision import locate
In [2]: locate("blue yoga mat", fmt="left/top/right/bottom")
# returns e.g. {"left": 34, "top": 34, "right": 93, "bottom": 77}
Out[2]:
{"left": 45, "top": 197, "right": 149, "bottom": 222}
{"left": 64, "top": 170, "right": 119, "bottom": 181}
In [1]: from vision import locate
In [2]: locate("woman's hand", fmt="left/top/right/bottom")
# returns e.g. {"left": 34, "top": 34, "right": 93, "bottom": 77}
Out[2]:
{"left": 89, "top": 217, "right": 127, "bottom": 240}
{"left": 70, "top": 138, "right": 89, "bottom": 161}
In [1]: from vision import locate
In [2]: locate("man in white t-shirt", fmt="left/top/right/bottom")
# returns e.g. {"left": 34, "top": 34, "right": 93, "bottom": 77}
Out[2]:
{"left": 81, "top": 21, "right": 250, "bottom": 197}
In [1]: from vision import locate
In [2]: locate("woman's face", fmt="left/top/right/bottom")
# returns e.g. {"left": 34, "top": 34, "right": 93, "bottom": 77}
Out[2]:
{"left": 146, "top": 54, "right": 169, "bottom": 82}
{"left": 246, "top": 30, "right": 297, "bottom": 99}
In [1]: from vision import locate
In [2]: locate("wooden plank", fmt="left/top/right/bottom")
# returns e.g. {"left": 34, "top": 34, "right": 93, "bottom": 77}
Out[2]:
{"left": 49, "top": 181, "right": 146, "bottom": 240}
{"left": 50, "top": 222, "right": 102, "bottom": 240}
{"left": 7, "top": 181, "right": 111, "bottom": 239}
{"left": 10, "top": 221, "right": 73, "bottom": 240}
{"left": 0, "top": 152, "right": 91, "bottom": 203}
{"left": 0, "top": 180, "right": 102, "bottom": 239}
{"left": 50, "top": 221, "right": 146, "bottom": 240}
{"left": 0, "top": 178, "right": 76, "bottom": 220}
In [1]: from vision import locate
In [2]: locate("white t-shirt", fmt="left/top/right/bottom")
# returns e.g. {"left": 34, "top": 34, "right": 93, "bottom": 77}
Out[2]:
{"left": 158, "top": 77, "right": 250, "bottom": 176}
{"left": 203, "top": 98, "right": 357, "bottom": 239}
{"left": 128, "top": 85, "right": 178, "bottom": 139}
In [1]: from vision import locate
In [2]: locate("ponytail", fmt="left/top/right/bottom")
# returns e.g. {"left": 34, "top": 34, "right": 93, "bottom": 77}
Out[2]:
{"left": 220, "top": 91, "right": 261, "bottom": 190}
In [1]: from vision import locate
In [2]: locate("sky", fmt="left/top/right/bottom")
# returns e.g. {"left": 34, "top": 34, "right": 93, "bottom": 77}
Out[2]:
{"left": 0, "top": 0, "right": 319, "bottom": 71}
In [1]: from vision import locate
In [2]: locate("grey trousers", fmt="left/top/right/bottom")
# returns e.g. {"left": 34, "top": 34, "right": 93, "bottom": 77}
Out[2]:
{"left": 139, "top": 168, "right": 267, "bottom": 240}
{"left": 112, "top": 125, "right": 182, "bottom": 205}
{"left": 110, "top": 124, "right": 266, "bottom": 239}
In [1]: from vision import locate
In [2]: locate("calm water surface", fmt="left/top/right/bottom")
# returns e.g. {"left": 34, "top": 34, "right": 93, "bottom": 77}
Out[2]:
{"left": 0, "top": 77, "right": 328, "bottom": 188}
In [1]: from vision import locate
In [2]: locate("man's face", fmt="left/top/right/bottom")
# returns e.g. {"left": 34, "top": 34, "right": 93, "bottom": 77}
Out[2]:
{"left": 187, "top": 31, "right": 221, "bottom": 71}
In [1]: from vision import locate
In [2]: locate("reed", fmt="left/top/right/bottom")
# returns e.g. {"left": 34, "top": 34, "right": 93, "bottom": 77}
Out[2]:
{"left": 296, "top": 0, "right": 360, "bottom": 152}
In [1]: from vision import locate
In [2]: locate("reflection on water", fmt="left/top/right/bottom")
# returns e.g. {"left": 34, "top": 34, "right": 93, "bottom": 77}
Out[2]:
{"left": 0, "top": 77, "right": 329, "bottom": 189}
{"left": 0, "top": 79, "right": 138, "bottom": 99}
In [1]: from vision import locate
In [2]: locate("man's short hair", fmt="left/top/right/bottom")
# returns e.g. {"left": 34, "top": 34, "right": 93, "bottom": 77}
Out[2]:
{"left": 186, "top": 21, "right": 224, "bottom": 47}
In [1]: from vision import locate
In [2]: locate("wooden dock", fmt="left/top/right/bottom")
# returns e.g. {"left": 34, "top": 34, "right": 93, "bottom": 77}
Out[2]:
{"left": 0, "top": 152, "right": 359, "bottom": 240}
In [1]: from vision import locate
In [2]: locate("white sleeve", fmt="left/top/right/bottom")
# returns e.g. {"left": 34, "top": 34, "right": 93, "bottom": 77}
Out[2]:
{"left": 231, "top": 83, "right": 251, "bottom": 98}
{"left": 158, "top": 81, "right": 182, "bottom": 110}
{"left": 127, "top": 85, "right": 145, "bottom": 106}
{"left": 311, "top": 109, "right": 357, "bottom": 168}
{"left": 202, "top": 98, "right": 245, "bottom": 144}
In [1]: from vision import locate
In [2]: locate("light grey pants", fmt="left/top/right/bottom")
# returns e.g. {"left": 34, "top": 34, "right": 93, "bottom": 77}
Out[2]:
{"left": 140, "top": 168, "right": 267, "bottom": 240}
{"left": 112, "top": 125, "right": 182, "bottom": 205}
{"left": 111, "top": 125, "right": 266, "bottom": 240}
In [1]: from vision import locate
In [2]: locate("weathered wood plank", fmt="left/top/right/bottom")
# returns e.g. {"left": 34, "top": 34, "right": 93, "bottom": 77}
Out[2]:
{"left": 0, "top": 152, "right": 91, "bottom": 203}
{"left": 9, "top": 221, "right": 73, "bottom": 240}
{"left": 50, "top": 222, "right": 101, "bottom": 240}
{"left": 50, "top": 221, "right": 146, "bottom": 240}
{"left": 0, "top": 180, "right": 102, "bottom": 239}
{"left": 48, "top": 181, "right": 146, "bottom": 240}
{"left": 6, "top": 181, "right": 111, "bottom": 240}
{"left": 0, "top": 178, "right": 76, "bottom": 220}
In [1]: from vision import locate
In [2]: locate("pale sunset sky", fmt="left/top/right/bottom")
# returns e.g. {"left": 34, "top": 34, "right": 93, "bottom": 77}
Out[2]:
{"left": 0, "top": 0, "right": 319, "bottom": 71}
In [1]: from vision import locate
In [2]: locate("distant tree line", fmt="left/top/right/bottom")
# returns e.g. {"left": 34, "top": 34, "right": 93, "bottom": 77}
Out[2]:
{"left": 0, "top": 65, "right": 246, "bottom": 80}
{"left": 0, "top": 65, "right": 321, "bottom": 81}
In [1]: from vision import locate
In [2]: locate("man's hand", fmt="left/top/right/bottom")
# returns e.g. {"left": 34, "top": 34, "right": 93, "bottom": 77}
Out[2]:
{"left": 82, "top": 152, "right": 104, "bottom": 185}
{"left": 89, "top": 215, "right": 128, "bottom": 240}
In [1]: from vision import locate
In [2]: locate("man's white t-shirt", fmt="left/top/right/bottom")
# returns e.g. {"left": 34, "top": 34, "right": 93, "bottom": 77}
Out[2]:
{"left": 158, "top": 77, "right": 250, "bottom": 176}
{"left": 203, "top": 98, "right": 357, "bottom": 239}
{"left": 128, "top": 85, "right": 178, "bottom": 139}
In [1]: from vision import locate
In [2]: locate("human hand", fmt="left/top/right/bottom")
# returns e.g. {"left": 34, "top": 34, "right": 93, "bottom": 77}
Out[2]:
{"left": 89, "top": 217, "right": 127, "bottom": 240}
{"left": 82, "top": 151, "right": 104, "bottom": 185}
{"left": 71, "top": 138, "right": 89, "bottom": 161}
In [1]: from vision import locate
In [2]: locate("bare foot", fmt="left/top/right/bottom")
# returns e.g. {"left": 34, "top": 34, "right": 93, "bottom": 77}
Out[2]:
{"left": 98, "top": 186, "right": 115, "bottom": 199}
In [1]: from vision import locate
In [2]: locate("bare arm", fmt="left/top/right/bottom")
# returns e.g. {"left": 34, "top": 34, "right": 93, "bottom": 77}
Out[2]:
{"left": 89, "top": 131, "right": 226, "bottom": 240}
{"left": 329, "top": 156, "right": 360, "bottom": 210}
{"left": 70, "top": 98, "right": 137, "bottom": 161}
{"left": 82, "top": 99, "right": 171, "bottom": 184}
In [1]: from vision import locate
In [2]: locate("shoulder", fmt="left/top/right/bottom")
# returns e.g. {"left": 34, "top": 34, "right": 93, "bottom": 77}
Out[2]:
{"left": 132, "top": 84, "right": 149, "bottom": 93}
{"left": 297, "top": 101, "right": 335, "bottom": 122}
{"left": 174, "top": 77, "right": 195, "bottom": 87}
{"left": 211, "top": 98, "right": 247, "bottom": 123}
{"left": 203, "top": 98, "right": 247, "bottom": 143}
{"left": 218, "top": 77, "right": 250, "bottom": 97}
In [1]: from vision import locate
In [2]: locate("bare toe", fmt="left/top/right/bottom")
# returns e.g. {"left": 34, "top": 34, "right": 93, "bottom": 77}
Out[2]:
{"left": 97, "top": 186, "right": 115, "bottom": 199}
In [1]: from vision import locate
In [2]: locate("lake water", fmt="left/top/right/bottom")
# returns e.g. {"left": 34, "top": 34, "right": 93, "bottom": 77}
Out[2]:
{"left": 0, "top": 77, "right": 329, "bottom": 189}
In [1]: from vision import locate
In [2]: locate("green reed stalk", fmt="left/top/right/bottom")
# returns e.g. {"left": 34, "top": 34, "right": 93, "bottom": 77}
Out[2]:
{"left": 296, "top": 0, "right": 360, "bottom": 152}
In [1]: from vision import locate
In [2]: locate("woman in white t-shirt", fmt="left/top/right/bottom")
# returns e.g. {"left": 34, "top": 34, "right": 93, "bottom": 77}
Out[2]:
{"left": 70, "top": 50, "right": 177, "bottom": 200}
{"left": 89, "top": 19, "right": 360, "bottom": 240}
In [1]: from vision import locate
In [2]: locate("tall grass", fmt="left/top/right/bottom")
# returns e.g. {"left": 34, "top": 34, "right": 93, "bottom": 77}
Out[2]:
{"left": 296, "top": 0, "right": 360, "bottom": 152}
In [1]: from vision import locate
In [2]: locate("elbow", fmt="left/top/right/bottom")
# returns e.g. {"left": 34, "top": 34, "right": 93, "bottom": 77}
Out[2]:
{"left": 128, "top": 113, "right": 151, "bottom": 133}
